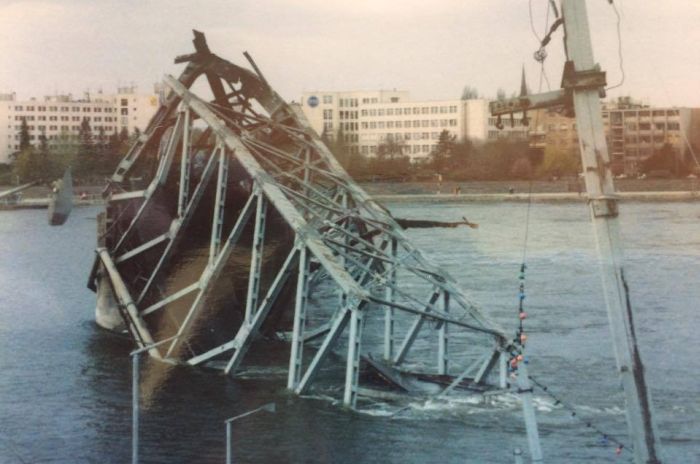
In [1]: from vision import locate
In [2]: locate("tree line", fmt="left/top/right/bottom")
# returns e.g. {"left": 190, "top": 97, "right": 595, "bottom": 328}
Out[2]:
{"left": 8, "top": 118, "right": 136, "bottom": 184}
{"left": 326, "top": 129, "right": 580, "bottom": 182}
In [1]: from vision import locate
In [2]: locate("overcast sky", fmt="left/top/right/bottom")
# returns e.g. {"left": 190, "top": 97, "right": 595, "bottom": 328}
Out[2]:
{"left": 1, "top": 0, "right": 698, "bottom": 107}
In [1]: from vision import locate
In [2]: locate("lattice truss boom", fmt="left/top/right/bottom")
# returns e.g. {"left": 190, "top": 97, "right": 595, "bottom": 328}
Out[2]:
{"left": 89, "top": 31, "right": 511, "bottom": 408}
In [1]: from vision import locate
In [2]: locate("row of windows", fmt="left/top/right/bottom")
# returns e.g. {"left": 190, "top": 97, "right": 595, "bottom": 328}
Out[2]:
{"left": 360, "top": 144, "right": 435, "bottom": 155}
{"left": 360, "top": 106, "right": 458, "bottom": 117}
{"left": 622, "top": 110, "right": 680, "bottom": 117}
{"left": 626, "top": 122, "right": 680, "bottom": 131}
{"left": 13, "top": 105, "right": 115, "bottom": 113}
{"left": 362, "top": 119, "right": 458, "bottom": 130}
{"left": 487, "top": 131, "right": 527, "bottom": 140}
{"left": 12, "top": 124, "right": 119, "bottom": 135}
{"left": 14, "top": 115, "right": 117, "bottom": 123}
{"left": 624, "top": 135, "right": 671, "bottom": 144}
{"left": 489, "top": 117, "right": 529, "bottom": 128}
{"left": 338, "top": 98, "right": 358, "bottom": 108}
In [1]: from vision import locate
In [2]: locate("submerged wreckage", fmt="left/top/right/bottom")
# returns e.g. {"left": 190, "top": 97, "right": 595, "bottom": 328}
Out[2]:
{"left": 89, "top": 0, "right": 665, "bottom": 461}
{"left": 88, "top": 31, "right": 518, "bottom": 410}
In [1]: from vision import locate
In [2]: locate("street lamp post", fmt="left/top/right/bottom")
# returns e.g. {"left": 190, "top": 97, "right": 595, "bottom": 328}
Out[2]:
{"left": 129, "top": 335, "right": 178, "bottom": 464}
{"left": 224, "top": 403, "right": 276, "bottom": 464}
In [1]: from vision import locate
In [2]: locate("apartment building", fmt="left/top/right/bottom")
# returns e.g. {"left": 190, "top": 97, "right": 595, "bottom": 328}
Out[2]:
{"left": 0, "top": 86, "right": 159, "bottom": 164}
{"left": 300, "top": 90, "right": 529, "bottom": 160}
{"left": 530, "top": 97, "right": 699, "bottom": 175}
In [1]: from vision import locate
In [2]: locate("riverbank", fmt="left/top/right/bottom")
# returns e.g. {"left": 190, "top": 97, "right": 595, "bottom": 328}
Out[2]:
{"left": 364, "top": 178, "right": 700, "bottom": 202}
{"left": 2, "top": 178, "right": 698, "bottom": 210}
{"left": 360, "top": 178, "right": 699, "bottom": 195}
{"left": 373, "top": 191, "right": 700, "bottom": 203}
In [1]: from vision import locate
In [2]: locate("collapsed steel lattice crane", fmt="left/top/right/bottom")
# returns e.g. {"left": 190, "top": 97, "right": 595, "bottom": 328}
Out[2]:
{"left": 88, "top": 31, "right": 515, "bottom": 409}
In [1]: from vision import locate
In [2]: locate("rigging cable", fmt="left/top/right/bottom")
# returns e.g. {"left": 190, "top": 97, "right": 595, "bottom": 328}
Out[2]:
{"left": 606, "top": 0, "right": 626, "bottom": 91}
{"left": 507, "top": 2, "right": 632, "bottom": 457}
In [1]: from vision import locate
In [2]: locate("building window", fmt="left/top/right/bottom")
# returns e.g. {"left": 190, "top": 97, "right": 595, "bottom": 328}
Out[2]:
{"left": 121, "top": 98, "right": 128, "bottom": 106}
{"left": 378, "top": 109, "right": 384, "bottom": 116}
{"left": 14, "top": 106, "right": 23, "bottom": 111}
{"left": 121, "top": 108, "right": 129, "bottom": 115}
{"left": 396, "top": 121, "right": 402, "bottom": 128}
{"left": 323, "top": 95, "right": 333, "bottom": 104}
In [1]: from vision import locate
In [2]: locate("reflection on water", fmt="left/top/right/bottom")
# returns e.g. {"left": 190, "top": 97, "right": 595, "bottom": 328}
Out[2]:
{"left": 0, "top": 202, "right": 699, "bottom": 463}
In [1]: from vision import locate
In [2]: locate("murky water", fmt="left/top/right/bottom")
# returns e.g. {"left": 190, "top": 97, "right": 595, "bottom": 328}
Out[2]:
{"left": 0, "top": 201, "right": 698, "bottom": 463}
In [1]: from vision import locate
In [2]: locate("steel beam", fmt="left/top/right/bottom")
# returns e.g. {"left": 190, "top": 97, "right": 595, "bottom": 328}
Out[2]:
{"left": 244, "top": 190, "right": 267, "bottom": 323}
{"left": 165, "top": 193, "right": 256, "bottom": 358}
{"left": 210, "top": 141, "right": 229, "bottom": 263}
{"left": 136, "top": 149, "right": 219, "bottom": 304}
{"left": 438, "top": 292, "right": 450, "bottom": 375}
{"left": 343, "top": 306, "right": 364, "bottom": 408}
{"left": 561, "top": 1, "right": 661, "bottom": 461}
{"left": 224, "top": 247, "right": 299, "bottom": 374}
{"left": 97, "top": 248, "right": 158, "bottom": 358}
{"left": 393, "top": 290, "right": 441, "bottom": 365}
{"left": 178, "top": 106, "right": 191, "bottom": 217}
{"left": 287, "top": 245, "right": 310, "bottom": 390}
{"left": 295, "top": 305, "right": 354, "bottom": 395}
{"left": 115, "top": 233, "right": 169, "bottom": 264}
{"left": 141, "top": 282, "right": 200, "bottom": 317}
{"left": 383, "top": 238, "right": 397, "bottom": 361}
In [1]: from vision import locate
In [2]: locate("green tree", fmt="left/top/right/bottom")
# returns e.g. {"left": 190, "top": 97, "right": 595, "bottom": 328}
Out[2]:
{"left": 429, "top": 130, "right": 455, "bottom": 174}
{"left": 377, "top": 134, "right": 406, "bottom": 161}
{"left": 461, "top": 86, "right": 479, "bottom": 100}
{"left": 642, "top": 143, "right": 686, "bottom": 177}
{"left": 538, "top": 144, "right": 580, "bottom": 178}
{"left": 19, "top": 118, "right": 31, "bottom": 152}
{"left": 75, "top": 118, "right": 95, "bottom": 180}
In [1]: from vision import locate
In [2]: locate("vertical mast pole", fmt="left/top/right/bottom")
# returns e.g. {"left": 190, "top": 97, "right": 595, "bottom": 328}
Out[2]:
{"left": 560, "top": 1, "right": 662, "bottom": 462}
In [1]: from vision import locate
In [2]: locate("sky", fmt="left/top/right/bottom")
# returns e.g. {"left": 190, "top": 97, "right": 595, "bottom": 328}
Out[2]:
{"left": 1, "top": 0, "right": 698, "bottom": 107}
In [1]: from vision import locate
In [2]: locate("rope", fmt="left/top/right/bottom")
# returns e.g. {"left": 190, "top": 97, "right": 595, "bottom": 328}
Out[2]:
{"left": 606, "top": 0, "right": 626, "bottom": 91}
{"left": 529, "top": 375, "right": 630, "bottom": 456}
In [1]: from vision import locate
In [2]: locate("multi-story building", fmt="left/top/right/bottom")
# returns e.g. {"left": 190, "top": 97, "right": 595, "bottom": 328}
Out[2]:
{"left": 300, "top": 90, "right": 529, "bottom": 160}
{"left": 0, "top": 86, "right": 159, "bottom": 164}
{"left": 603, "top": 103, "right": 696, "bottom": 175}
{"left": 530, "top": 97, "right": 699, "bottom": 176}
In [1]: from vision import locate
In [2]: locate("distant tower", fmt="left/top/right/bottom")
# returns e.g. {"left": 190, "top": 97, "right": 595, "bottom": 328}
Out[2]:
{"left": 520, "top": 65, "right": 529, "bottom": 97}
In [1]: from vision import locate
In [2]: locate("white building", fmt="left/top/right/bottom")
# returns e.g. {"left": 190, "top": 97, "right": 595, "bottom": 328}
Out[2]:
{"left": 0, "top": 86, "right": 159, "bottom": 164}
{"left": 300, "top": 90, "right": 529, "bottom": 160}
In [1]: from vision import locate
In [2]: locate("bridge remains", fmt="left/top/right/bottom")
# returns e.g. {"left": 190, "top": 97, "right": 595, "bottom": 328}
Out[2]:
{"left": 88, "top": 31, "right": 512, "bottom": 408}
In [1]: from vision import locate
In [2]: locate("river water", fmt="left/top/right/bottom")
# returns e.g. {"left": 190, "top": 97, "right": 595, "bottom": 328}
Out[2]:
{"left": 0, "top": 201, "right": 698, "bottom": 463}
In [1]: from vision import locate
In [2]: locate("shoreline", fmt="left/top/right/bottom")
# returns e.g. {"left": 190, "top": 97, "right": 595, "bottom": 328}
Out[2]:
{"left": 2, "top": 191, "right": 698, "bottom": 211}
{"left": 373, "top": 191, "right": 700, "bottom": 203}
{"left": 2, "top": 178, "right": 699, "bottom": 210}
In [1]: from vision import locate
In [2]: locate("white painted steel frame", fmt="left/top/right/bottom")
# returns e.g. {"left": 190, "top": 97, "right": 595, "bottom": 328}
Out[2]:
{"left": 561, "top": 1, "right": 662, "bottom": 461}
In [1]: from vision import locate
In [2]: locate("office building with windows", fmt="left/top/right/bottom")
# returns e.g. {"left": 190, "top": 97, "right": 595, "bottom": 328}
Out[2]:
{"left": 0, "top": 86, "right": 159, "bottom": 164}
{"left": 300, "top": 90, "right": 529, "bottom": 160}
